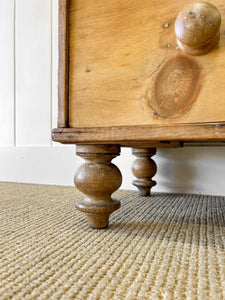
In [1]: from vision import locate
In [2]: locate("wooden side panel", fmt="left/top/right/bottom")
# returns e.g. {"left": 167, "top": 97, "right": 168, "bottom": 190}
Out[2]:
{"left": 68, "top": 0, "right": 225, "bottom": 128}
{"left": 52, "top": 0, "right": 59, "bottom": 130}
{"left": 58, "top": 0, "right": 70, "bottom": 128}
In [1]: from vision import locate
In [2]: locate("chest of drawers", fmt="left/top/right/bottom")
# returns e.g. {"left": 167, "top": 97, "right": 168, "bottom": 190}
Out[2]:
{"left": 53, "top": 0, "right": 225, "bottom": 228}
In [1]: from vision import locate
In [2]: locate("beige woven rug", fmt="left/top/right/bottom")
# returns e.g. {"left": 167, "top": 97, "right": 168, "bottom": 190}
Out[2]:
{"left": 0, "top": 183, "right": 224, "bottom": 300}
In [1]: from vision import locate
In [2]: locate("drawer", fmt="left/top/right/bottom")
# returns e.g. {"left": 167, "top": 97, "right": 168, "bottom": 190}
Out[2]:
{"left": 54, "top": 0, "right": 225, "bottom": 143}
{"left": 69, "top": 0, "right": 225, "bottom": 126}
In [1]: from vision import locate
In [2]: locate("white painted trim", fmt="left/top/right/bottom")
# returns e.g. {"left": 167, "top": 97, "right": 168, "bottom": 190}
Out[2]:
{"left": 1, "top": 146, "right": 225, "bottom": 196}
{"left": 0, "top": 0, "right": 15, "bottom": 147}
{"left": 15, "top": 0, "right": 52, "bottom": 146}
{"left": 0, "top": 146, "right": 77, "bottom": 186}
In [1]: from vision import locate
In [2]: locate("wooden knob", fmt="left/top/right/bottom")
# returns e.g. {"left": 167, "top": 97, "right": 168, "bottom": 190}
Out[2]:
{"left": 175, "top": 2, "right": 221, "bottom": 55}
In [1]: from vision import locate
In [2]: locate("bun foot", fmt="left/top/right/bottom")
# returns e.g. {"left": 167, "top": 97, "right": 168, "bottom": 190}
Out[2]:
{"left": 133, "top": 180, "right": 156, "bottom": 197}
{"left": 76, "top": 199, "right": 120, "bottom": 229}
{"left": 132, "top": 148, "right": 157, "bottom": 197}
{"left": 74, "top": 145, "right": 122, "bottom": 229}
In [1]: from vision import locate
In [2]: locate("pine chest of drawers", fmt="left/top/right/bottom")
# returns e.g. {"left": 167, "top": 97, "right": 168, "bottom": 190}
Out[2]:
{"left": 53, "top": 0, "right": 225, "bottom": 228}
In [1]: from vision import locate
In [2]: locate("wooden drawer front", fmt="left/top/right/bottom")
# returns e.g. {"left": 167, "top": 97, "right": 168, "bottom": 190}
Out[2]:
{"left": 68, "top": 0, "right": 225, "bottom": 128}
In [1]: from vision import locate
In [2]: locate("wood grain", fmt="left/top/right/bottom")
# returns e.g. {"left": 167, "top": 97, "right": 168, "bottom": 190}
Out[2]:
{"left": 58, "top": 0, "right": 69, "bottom": 128}
{"left": 146, "top": 54, "right": 203, "bottom": 118}
{"left": 52, "top": 122, "right": 225, "bottom": 144}
{"left": 68, "top": 0, "right": 225, "bottom": 128}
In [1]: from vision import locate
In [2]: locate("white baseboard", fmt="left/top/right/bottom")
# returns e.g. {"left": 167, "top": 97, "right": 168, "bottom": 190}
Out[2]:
{"left": 0, "top": 146, "right": 225, "bottom": 196}
{"left": 0, "top": 146, "right": 77, "bottom": 186}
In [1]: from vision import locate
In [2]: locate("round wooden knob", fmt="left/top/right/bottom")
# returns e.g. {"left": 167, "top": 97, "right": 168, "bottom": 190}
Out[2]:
{"left": 175, "top": 2, "right": 221, "bottom": 55}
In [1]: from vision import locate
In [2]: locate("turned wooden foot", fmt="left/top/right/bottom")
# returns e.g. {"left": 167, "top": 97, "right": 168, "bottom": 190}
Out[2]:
{"left": 74, "top": 145, "right": 122, "bottom": 229}
{"left": 132, "top": 148, "right": 157, "bottom": 197}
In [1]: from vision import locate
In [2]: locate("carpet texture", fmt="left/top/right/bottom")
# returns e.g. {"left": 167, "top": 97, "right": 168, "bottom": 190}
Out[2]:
{"left": 0, "top": 182, "right": 224, "bottom": 300}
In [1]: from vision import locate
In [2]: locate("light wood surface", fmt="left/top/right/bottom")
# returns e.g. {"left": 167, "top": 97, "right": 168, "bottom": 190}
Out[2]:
{"left": 68, "top": 0, "right": 225, "bottom": 128}
{"left": 52, "top": 122, "right": 225, "bottom": 143}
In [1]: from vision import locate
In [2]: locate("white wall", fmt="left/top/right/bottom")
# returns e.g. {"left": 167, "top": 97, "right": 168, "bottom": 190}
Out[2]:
{"left": 0, "top": 0, "right": 225, "bottom": 196}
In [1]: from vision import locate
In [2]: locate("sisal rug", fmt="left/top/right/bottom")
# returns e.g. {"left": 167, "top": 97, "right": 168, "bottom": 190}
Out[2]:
{"left": 0, "top": 183, "right": 224, "bottom": 300}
